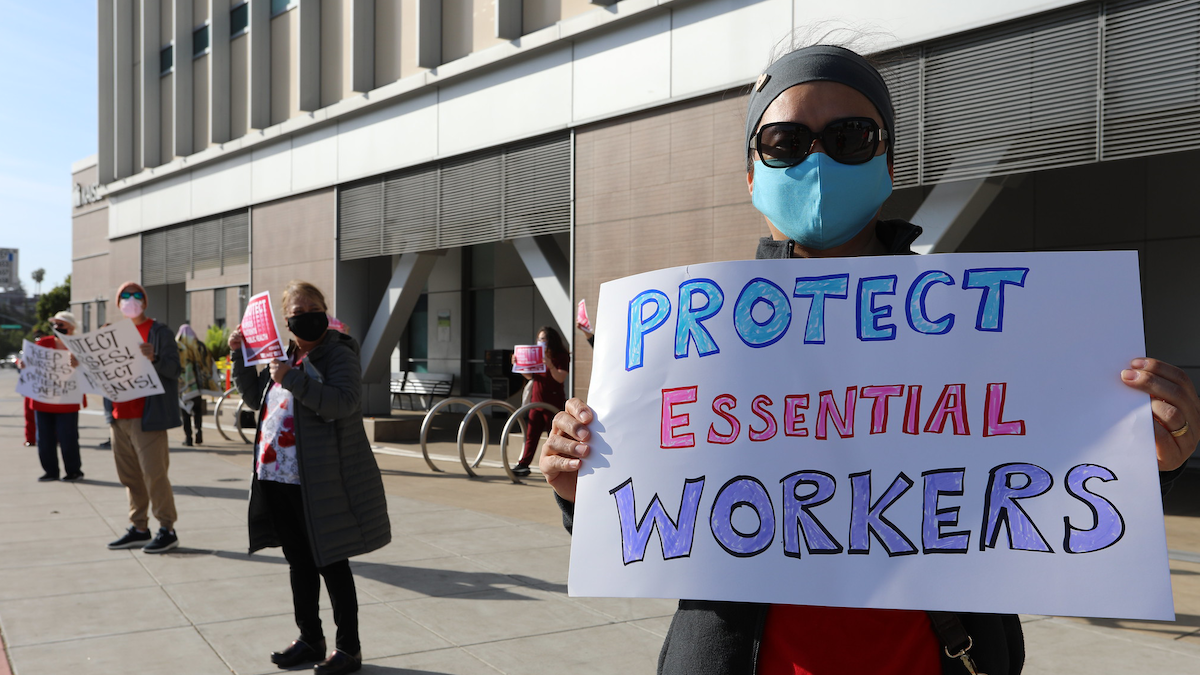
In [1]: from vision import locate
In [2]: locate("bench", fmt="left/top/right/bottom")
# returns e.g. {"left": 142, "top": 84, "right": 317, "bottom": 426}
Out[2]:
{"left": 391, "top": 371, "right": 455, "bottom": 410}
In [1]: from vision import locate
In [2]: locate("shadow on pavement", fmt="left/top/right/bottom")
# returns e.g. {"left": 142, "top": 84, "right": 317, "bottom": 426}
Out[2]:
{"left": 175, "top": 484, "right": 251, "bottom": 500}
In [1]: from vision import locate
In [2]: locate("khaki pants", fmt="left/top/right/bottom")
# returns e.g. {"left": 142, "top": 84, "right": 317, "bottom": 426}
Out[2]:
{"left": 111, "top": 419, "right": 177, "bottom": 531}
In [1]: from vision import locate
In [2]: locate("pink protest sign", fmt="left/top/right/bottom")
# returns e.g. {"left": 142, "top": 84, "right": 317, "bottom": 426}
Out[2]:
{"left": 513, "top": 345, "right": 546, "bottom": 374}
{"left": 577, "top": 299, "right": 592, "bottom": 331}
{"left": 240, "top": 291, "right": 288, "bottom": 365}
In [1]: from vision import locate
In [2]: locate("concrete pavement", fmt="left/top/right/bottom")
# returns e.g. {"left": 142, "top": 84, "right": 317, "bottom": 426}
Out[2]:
{"left": 1, "top": 368, "right": 1199, "bottom": 674}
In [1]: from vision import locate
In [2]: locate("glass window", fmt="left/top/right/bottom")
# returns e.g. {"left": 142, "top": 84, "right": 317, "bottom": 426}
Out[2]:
{"left": 271, "top": 0, "right": 296, "bottom": 17}
{"left": 160, "top": 45, "right": 173, "bottom": 75}
{"left": 230, "top": 2, "right": 249, "bottom": 35}
{"left": 214, "top": 288, "right": 226, "bottom": 329}
{"left": 193, "top": 24, "right": 210, "bottom": 57}
{"left": 406, "top": 294, "right": 429, "bottom": 373}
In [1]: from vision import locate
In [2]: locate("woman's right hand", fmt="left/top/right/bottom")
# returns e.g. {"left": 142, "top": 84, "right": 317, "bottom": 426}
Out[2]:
{"left": 540, "top": 398, "right": 594, "bottom": 503}
{"left": 228, "top": 326, "right": 244, "bottom": 352}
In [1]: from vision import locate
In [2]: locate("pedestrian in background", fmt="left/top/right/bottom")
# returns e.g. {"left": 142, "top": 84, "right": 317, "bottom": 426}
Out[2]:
{"left": 105, "top": 282, "right": 183, "bottom": 554}
{"left": 511, "top": 326, "right": 569, "bottom": 477}
{"left": 176, "top": 323, "right": 219, "bottom": 446}
{"left": 231, "top": 280, "right": 389, "bottom": 675}
{"left": 29, "top": 312, "right": 85, "bottom": 482}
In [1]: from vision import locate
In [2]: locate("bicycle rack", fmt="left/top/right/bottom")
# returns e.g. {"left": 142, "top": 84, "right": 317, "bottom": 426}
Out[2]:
{"left": 419, "top": 398, "right": 487, "bottom": 473}
{"left": 456, "top": 399, "right": 519, "bottom": 478}
{"left": 213, "top": 388, "right": 253, "bottom": 445}
{"left": 497, "top": 402, "right": 560, "bottom": 482}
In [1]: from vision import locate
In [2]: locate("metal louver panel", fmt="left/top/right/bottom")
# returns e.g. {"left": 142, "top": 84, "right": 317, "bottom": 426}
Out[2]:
{"left": 922, "top": 5, "right": 1099, "bottom": 183}
{"left": 438, "top": 151, "right": 502, "bottom": 249}
{"left": 338, "top": 179, "right": 384, "bottom": 261}
{"left": 504, "top": 135, "right": 571, "bottom": 238}
{"left": 382, "top": 168, "right": 438, "bottom": 254}
{"left": 222, "top": 212, "right": 250, "bottom": 268}
{"left": 1103, "top": 0, "right": 1200, "bottom": 159}
{"left": 141, "top": 229, "right": 166, "bottom": 286}
{"left": 879, "top": 55, "right": 921, "bottom": 188}
{"left": 165, "top": 226, "right": 191, "bottom": 284}
{"left": 192, "top": 217, "right": 222, "bottom": 272}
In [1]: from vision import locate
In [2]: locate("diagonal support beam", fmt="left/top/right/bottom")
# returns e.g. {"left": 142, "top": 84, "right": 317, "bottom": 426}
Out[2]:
{"left": 513, "top": 236, "right": 572, "bottom": 340}
{"left": 360, "top": 251, "right": 440, "bottom": 383}
{"left": 910, "top": 175, "right": 1010, "bottom": 255}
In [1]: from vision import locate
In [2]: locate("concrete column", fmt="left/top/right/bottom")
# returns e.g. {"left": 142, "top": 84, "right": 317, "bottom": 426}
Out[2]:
{"left": 99, "top": 1, "right": 115, "bottom": 184}
{"left": 416, "top": 0, "right": 441, "bottom": 69}
{"left": 173, "top": 0, "right": 194, "bottom": 157}
{"left": 249, "top": 0, "right": 270, "bottom": 129}
{"left": 513, "top": 236, "right": 572, "bottom": 340}
{"left": 114, "top": 0, "right": 135, "bottom": 179}
{"left": 359, "top": 251, "right": 441, "bottom": 414}
{"left": 298, "top": 0, "right": 321, "bottom": 111}
{"left": 496, "top": 0, "right": 522, "bottom": 40}
{"left": 140, "top": 0, "right": 161, "bottom": 169}
{"left": 210, "top": 0, "right": 232, "bottom": 143}
{"left": 350, "top": 0, "right": 374, "bottom": 92}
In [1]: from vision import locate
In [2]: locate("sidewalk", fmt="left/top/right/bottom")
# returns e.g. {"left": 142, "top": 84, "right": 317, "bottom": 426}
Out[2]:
{"left": 1, "top": 370, "right": 1199, "bottom": 674}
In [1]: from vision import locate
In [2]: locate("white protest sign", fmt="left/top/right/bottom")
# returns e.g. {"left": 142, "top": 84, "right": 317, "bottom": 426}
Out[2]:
{"left": 62, "top": 320, "right": 165, "bottom": 403}
{"left": 513, "top": 345, "right": 546, "bottom": 373}
{"left": 15, "top": 339, "right": 84, "bottom": 406}
{"left": 569, "top": 251, "right": 1174, "bottom": 621}
{"left": 240, "top": 291, "right": 288, "bottom": 365}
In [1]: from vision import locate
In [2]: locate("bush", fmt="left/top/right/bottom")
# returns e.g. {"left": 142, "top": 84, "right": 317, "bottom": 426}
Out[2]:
{"left": 205, "top": 324, "right": 231, "bottom": 360}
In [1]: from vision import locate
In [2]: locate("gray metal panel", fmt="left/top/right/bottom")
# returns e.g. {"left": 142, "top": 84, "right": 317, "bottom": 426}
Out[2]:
{"left": 382, "top": 168, "right": 439, "bottom": 254}
{"left": 114, "top": 0, "right": 135, "bottom": 179}
{"left": 497, "top": 0, "right": 522, "bottom": 40}
{"left": 879, "top": 54, "right": 921, "bottom": 189}
{"left": 222, "top": 211, "right": 250, "bottom": 268}
{"left": 249, "top": 0, "right": 271, "bottom": 129}
{"left": 416, "top": 0, "right": 441, "bottom": 69}
{"left": 1103, "top": 0, "right": 1200, "bottom": 159}
{"left": 141, "top": 0, "right": 162, "bottom": 169}
{"left": 174, "top": 0, "right": 195, "bottom": 157}
{"left": 142, "top": 229, "right": 167, "bottom": 286}
{"left": 438, "top": 151, "right": 503, "bottom": 249}
{"left": 504, "top": 134, "right": 572, "bottom": 239}
{"left": 210, "top": 0, "right": 232, "bottom": 143}
{"left": 298, "top": 0, "right": 320, "bottom": 112}
{"left": 166, "top": 225, "right": 192, "bottom": 283}
{"left": 351, "top": 0, "right": 375, "bottom": 92}
{"left": 922, "top": 4, "right": 1099, "bottom": 183}
{"left": 339, "top": 179, "right": 385, "bottom": 261}
{"left": 193, "top": 217, "right": 223, "bottom": 271}
{"left": 99, "top": 0, "right": 115, "bottom": 184}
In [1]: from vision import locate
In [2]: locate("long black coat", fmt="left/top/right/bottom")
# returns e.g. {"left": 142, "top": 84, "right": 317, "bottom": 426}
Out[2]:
{"left": 234, "top": 330, "right": 390, "bottom": 567}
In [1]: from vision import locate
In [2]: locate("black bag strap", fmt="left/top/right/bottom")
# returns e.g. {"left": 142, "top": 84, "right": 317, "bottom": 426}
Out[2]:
{"left": 927, "top": 612, "right": 982, "bottom": 674}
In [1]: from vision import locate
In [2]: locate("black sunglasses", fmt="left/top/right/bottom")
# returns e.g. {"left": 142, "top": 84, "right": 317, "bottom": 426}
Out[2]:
{"left": 751, "top": 117, "right": 888, "bottom": 168}
{"left": 119, "top": 291, "right": 145, "bottom": 301}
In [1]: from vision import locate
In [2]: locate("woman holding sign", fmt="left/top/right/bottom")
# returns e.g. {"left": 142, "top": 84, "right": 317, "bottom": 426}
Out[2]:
{"left": 230, "top": 281, "right": 389, "bottom": 675}
{"left": 29, "top": 311, "right": 85, "bottom": 482}
{"left": 540, "top": 42, "right": 1200, "bottom": 675}
{"left": 511, "top": 326, "right": 570, "bottom": 477}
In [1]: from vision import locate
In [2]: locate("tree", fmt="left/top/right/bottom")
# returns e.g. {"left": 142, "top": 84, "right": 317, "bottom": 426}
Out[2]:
{"left": 34, "top": 275, "right": 71, "bottom": 334}
{"left": 31, "top": 268, "right": 45, "bottom": 294}
{"left": 205, "top": 324, "right": 231, "bottom": 360}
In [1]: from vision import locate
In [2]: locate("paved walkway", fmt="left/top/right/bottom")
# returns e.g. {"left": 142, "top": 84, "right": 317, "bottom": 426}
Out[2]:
{"left": 1, "top": 369, "right": 1199, "bottom": 674}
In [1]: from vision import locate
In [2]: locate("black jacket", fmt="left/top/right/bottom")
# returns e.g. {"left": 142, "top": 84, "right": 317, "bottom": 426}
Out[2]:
{"left": 139, "top": 320, "right": 182, "bottom": 432}
{"left": 235, "top": 330, "right": 391, "bottom": 568}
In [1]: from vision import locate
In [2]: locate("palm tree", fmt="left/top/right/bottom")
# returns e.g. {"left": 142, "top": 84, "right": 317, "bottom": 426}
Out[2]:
{"left": 31, "top": 268, "right": 44, "bottom": 295}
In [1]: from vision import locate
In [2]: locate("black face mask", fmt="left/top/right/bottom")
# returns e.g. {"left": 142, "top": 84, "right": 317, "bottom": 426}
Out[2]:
{"left": 287, "top": 312, "right": 329, "bottom": 342}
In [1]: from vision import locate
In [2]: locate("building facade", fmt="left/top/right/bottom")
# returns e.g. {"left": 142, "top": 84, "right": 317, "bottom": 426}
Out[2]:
{"left": 74, "top": 0, "right": 1200, "bottom": 438}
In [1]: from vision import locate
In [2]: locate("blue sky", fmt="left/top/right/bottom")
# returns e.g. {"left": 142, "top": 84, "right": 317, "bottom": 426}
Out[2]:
{"left": 0, "top": 1, "right": 96, "bottom": 296}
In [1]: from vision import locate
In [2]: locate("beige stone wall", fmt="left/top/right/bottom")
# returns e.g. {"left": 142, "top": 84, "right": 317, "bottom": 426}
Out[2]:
{"left": 109, "top": 236, "right": 142, "bottom": 296}
{"left": 572, "top": 90, "right": 762, "bottom": 399}
{"left": 160, "top": 72, "right": 174, "bottom": 165}
{"left": 374, "top": 0, "right": 402, "bottom": 85}
{"left": 190, "top": 287, "right": 215, "bottom": 333}
{"left": 320, "top": 0, "right": 355, "bottom": 107}
{"left": 72, "top": 163, "right": 112, "bottom": 311}
{"left": 399, "top": 0, "right": 420, "bottom": 79}
{"left": 231, "top": 33, "right": 249, "bottom": 135}
{"left": 524, "top": 0, "right": 593, "bottom": 34}
{"left": 193, "top": 53, "right": 210, "bottom": 151}
{"left": 270, "top": 8, "right": 299, "bottom": 125}
{"left": 251, "top": 189, "right": 337, "bottom": 332}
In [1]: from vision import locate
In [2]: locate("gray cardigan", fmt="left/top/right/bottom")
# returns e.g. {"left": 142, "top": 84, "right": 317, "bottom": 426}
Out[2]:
{"left": 235, "top": 330, "right": 391, "bottom": 567}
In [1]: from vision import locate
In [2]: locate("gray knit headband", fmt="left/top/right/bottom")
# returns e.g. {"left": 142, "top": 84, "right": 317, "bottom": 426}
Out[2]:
{"left": 745, "top": 45, "right": 894, "bottom": 155}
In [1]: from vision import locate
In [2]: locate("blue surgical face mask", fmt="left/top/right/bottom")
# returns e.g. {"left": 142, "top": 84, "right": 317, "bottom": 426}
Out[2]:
{"left": 751, "top": 152, "right": 893, "bottom": 250}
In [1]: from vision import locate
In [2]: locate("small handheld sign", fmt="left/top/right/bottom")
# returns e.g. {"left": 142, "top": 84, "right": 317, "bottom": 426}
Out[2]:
{"left": 240, "top": 291, "right": 288, "bottom": 365}
{"left": 15, "top": 339, "right": 84, "bottom": 406}
{"left": 61, "top": 320, "right": 165, "bottom": 403}
{"left": 513, "top": 345, "right": 546, "bottom": 374}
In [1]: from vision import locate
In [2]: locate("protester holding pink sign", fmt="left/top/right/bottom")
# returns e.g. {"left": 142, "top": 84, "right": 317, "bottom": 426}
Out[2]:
{"left": 512, "top": 344, "right": 546, "bottom": 374}
{"left": 510, "top": 326, "right": 569, "bottom": 477}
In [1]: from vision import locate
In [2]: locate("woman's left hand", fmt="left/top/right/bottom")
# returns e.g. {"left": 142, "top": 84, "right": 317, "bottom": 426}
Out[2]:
{"left": 1121, "top": 358, "right": 1200, "bottom": 471}
{"left": 269, "top": 360, "right": 291, "bottom": 384}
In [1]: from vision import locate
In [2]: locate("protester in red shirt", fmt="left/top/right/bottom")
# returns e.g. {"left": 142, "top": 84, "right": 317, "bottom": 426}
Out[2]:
{"left": 25, "top": 312, "right": 86, "bottom": 482}
{"left": 510, "top": 326, "right": 569, "bottom": 477}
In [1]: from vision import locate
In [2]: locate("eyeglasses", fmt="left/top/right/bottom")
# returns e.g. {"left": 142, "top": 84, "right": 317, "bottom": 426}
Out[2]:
{"left": 751, "top": 117, "right": 888, "bottom": 168}
{"left": 119, "top": 291, "right": 145, "bottom": 301}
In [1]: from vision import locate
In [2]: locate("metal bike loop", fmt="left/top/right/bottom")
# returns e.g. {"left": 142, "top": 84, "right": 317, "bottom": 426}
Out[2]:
{"left": 213, "top": 388, "right": 237, "bottom": 441}
{"left": 456, "top": 399, "right": 518, "bottom": 478}
{"left": 498, "top": 402, "right": 560, "bottom": 482}
{"left": 419, "top": 398, "right": 486, "bottom": 473}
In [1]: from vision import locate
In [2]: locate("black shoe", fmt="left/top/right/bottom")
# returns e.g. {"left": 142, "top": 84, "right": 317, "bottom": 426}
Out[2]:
{"left": 108, "top": 526, "right": 152, "bottom": 549}
{"left": 314, "top": 649, "right": 361, "bottom": 675}
{"left": 98, "top": 439, "right": 111, "bottom": 449}
{"left": 195, "top": 431, "right": 203, "bottom": 445}
{"left": 37, "top": 473, "right": 59, "bottom": 482}
{"left": 24, "top": 442, "right": 34, "bottom": 447}
{"left": 511, "top": 464, "right": 531, "bottom": 477}
{"left": 61, "top": 472, "right": 85, "bottom": 482}
{"left": 270, "top": 638, "right": 326, "bottom": 668}
{"left": 183, "top": 438, "right": 193, "bottom": 447}
{"left": 142, "top": 527, "right": 179, "bottom": 554}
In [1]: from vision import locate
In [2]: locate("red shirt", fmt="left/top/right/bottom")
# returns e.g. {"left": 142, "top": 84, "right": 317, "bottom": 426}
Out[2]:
{"left": 530, "top": 351, "right": 569, "bottom": 410}
{"left": 756, "top": 605, "right": 942, "bottom": 675}
{"left": 111, "top": 319, "right": 155, "bottom": 420}
{"left": 29, "top": 335, "right": 85, "bottom": 414}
